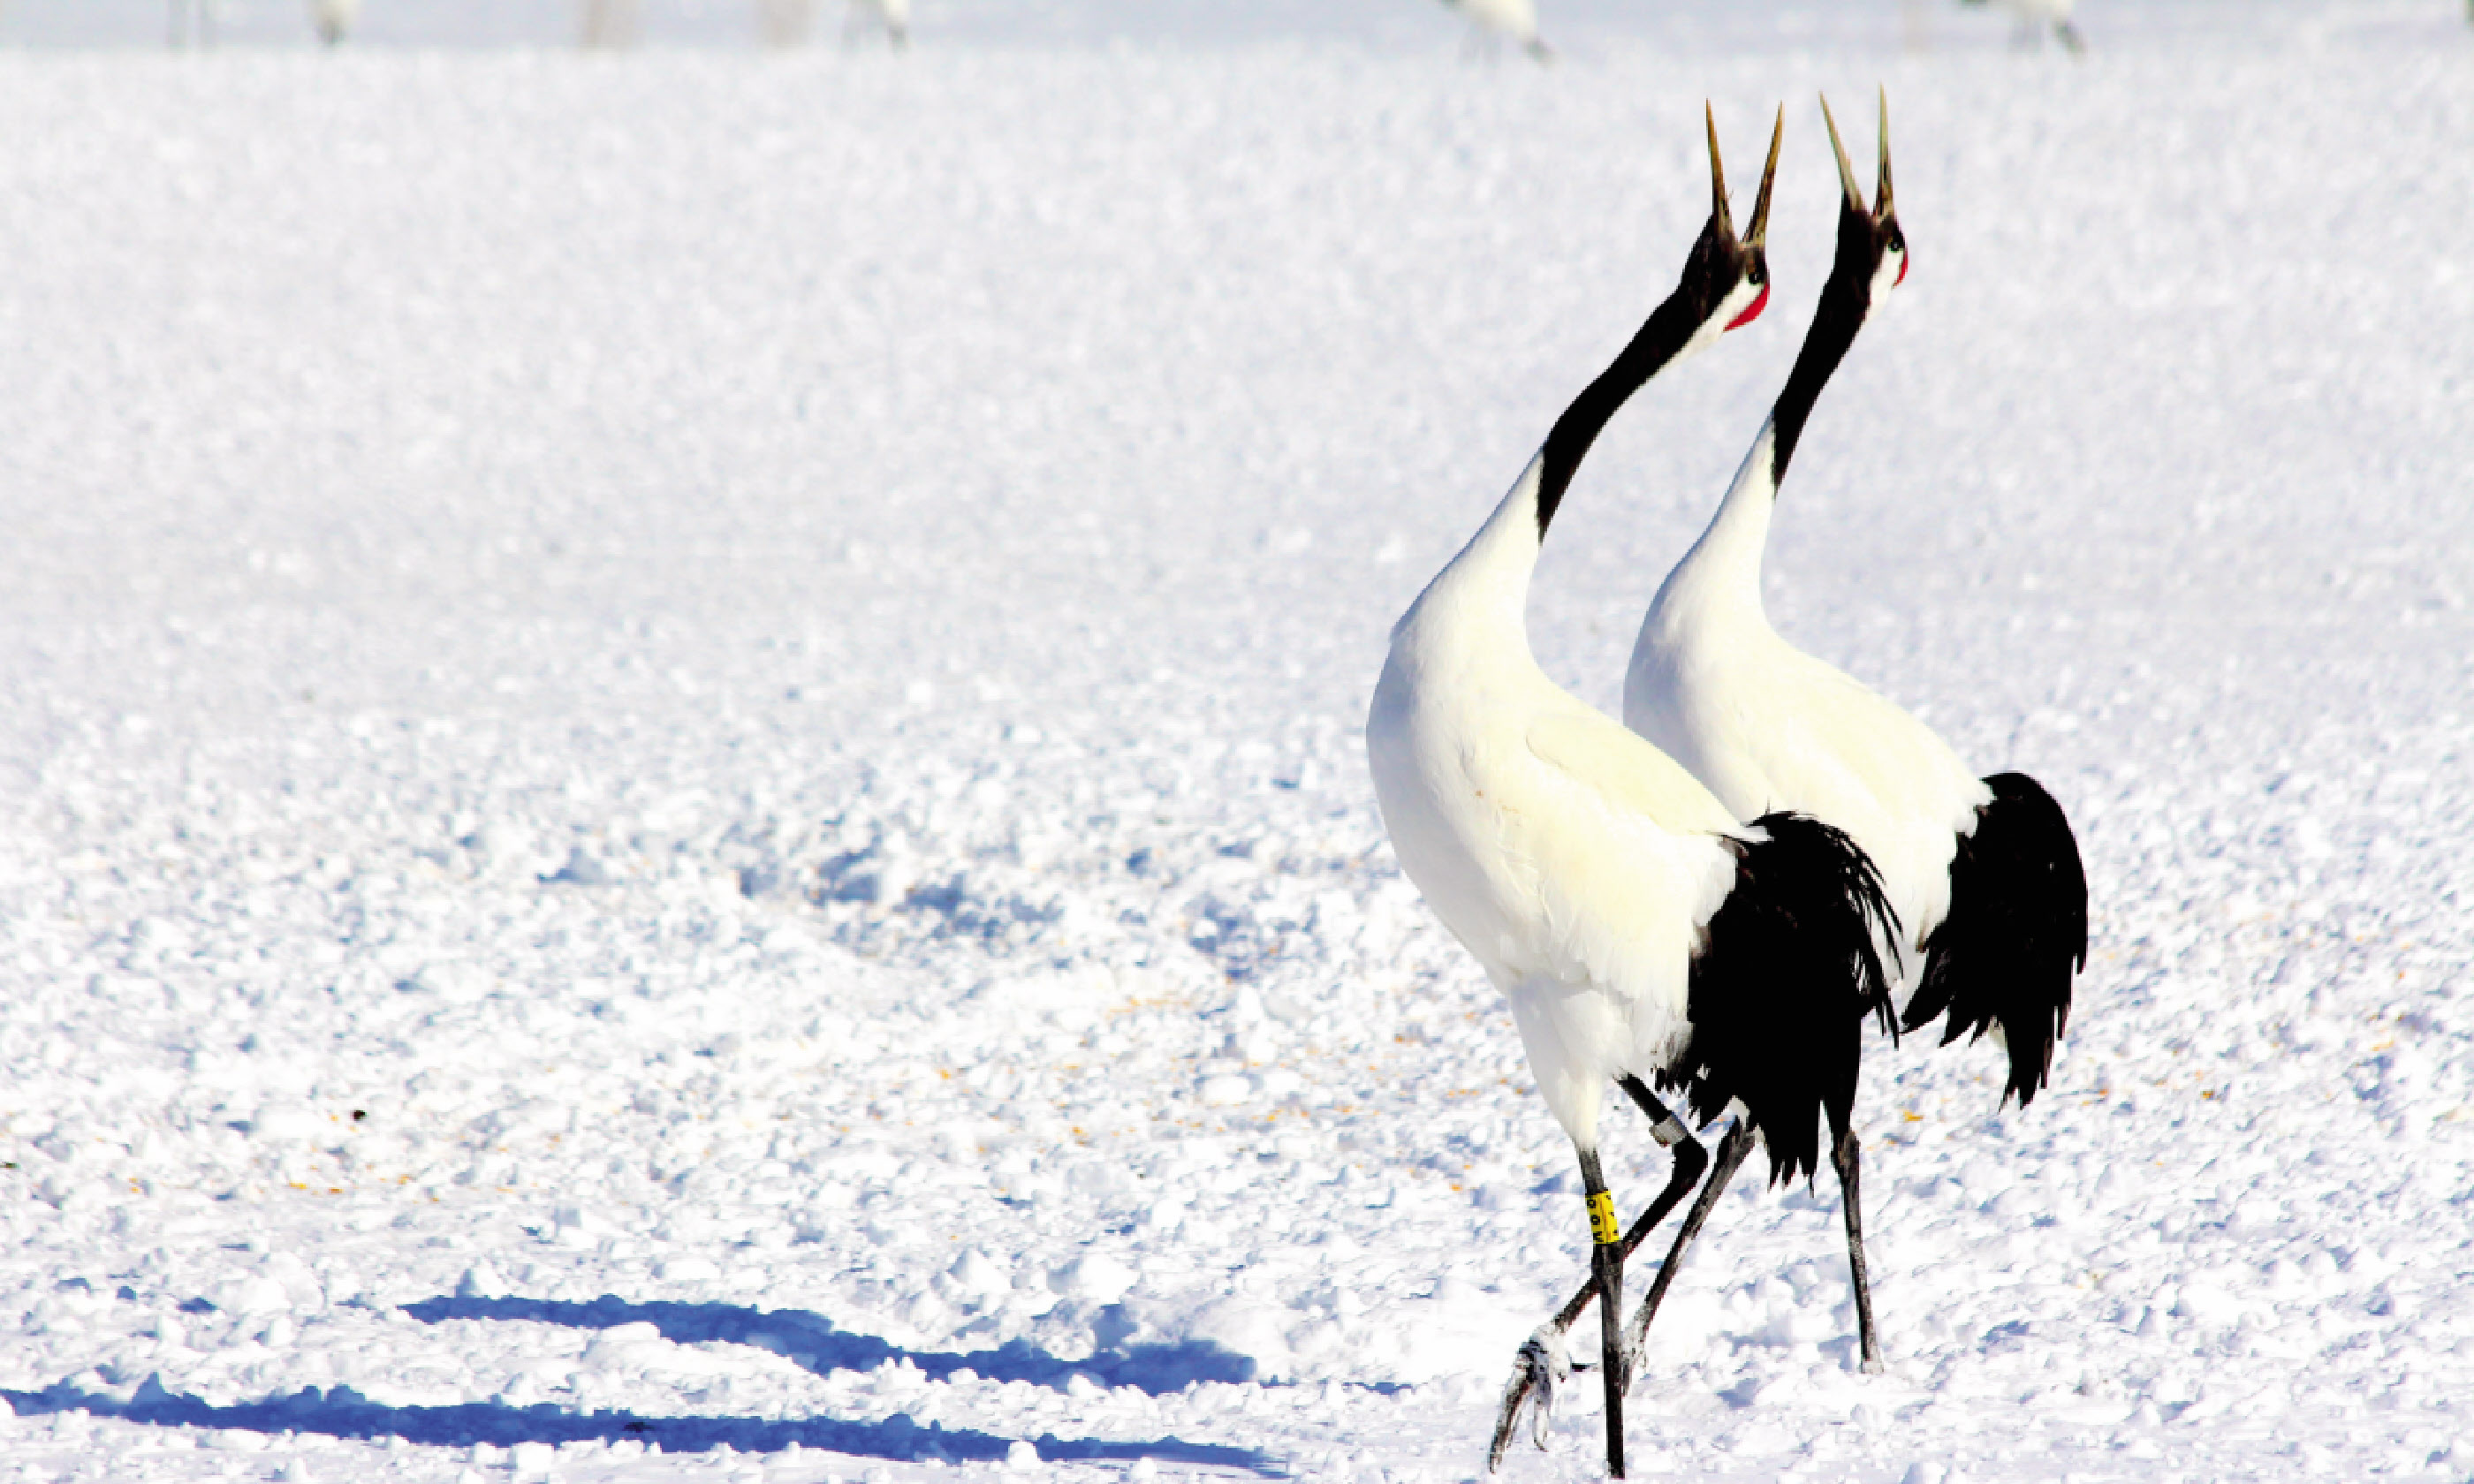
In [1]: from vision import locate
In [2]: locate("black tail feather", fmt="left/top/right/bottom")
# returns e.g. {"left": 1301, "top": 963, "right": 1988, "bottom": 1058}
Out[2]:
{"left": 1660, "top": 813, "right": 1899, "bottom": 1186}
{"left": 1903, "top": 772, "right": 2088, "bottom": 1107}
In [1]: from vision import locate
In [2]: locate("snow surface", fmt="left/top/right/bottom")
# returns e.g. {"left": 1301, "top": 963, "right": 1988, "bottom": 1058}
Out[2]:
{"left": 4, "top": 0, "right": 2463, "bottom": 55}
{"left": 3, "top": 12, "right": 2473, "bottom": 1483}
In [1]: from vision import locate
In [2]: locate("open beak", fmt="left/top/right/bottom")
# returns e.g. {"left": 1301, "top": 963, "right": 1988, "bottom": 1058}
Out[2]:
{"left": 1707, "top": 102, "right": 1783, "bottom": 249}
{"left": 1745, "top": 104, "right": 1782, "bottom": 252}
{"left": 1820, "top": 92, "right": 1867, "bottom": 216}
{"left": 1877, "top": 87, "right": 1907, "bottom": 284}
{"left": 1721, "top": 105, "right": 1781, "bottom": 329}
{"left": 1704, "top": 101, "right": 1736, "bottom": 242}
{"left": 1875, "top": 87, "right": 1895, "bottom": 222}
{"left": 1823, "top": 90, "right": 1907, "bottom": 284}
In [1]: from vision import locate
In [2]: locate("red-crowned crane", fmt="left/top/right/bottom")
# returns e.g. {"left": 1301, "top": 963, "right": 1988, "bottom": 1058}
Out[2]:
{"left": 1439, "top": 0, "right": 1554, "bottom": 62}
{"left": 846, "top": 0, "right": 908, "bottom": 49}
{"left": 309, "top": 0, "right": 358, "bottom": 46}
{"left": 1366, "top": 109, "right": 1900, "bottom": 1480}
{"left": 1619, "top": 92, "right": 2088, "bottom": 1380}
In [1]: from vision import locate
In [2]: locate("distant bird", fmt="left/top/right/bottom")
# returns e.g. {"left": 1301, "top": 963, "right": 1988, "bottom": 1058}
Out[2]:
{"left": 1366, "top": 108, "right": 1899, "bottom": 1480}
{"left": 1621, "top": 93, "right": 2087, "bottom": 1371}
{"left": 757, "top": 0, "right": 816, "bottom": 47}
{"left": 845, "top": 0, "right": 908, "bottom": 49}
{"left": 580, "top": 0, "right": 640, "bottom": 49}
{"left": 1439, "top": 0, "right": 1552, "bottom": 62}
{"left": 168, "top": 0, "right": 216, "bottom": 49}
{"left": 308, "top": 0, "right": 358, "bottom": 46}
{"left": 1961, "top": 0, "right": 2085, "bottom": 53}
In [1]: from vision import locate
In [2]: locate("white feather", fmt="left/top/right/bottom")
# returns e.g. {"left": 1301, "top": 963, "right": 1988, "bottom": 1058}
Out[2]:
{"left": 1984, "top": 0, "right": 2074, "bottom": 24}
{"left": 1446, "top": 0, "right": 1541, "bottom": 43}
{"left": 1370, "top": 454, "right": 1742, "bottom": 1150}
{"left": 846, "top": 0, "right": 907, "bottom": 42}
{"left": 1625, "top": 422, "right": 1988, "bottom": 991}
{"left": 308, "top": 0, "right": 357, "bottom": 44}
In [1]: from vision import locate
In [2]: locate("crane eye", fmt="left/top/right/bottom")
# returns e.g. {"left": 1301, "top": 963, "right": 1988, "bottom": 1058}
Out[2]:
{"left": 1887, "top": 227, "right": 1906, "bottom": 254}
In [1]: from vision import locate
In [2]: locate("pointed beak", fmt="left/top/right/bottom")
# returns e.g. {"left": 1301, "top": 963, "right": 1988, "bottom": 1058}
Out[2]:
{"left": 1744, "top": 104, "right": 1783, "bottom": 252}
{"left": 1875, "top": 86, "right": 1895, "bottom": 221}
{"left": 1819, "top": 92, "right": 1866, "bottom": 216}
{"left": 1704, "top": 101, "right": 1736, "bottom": 241}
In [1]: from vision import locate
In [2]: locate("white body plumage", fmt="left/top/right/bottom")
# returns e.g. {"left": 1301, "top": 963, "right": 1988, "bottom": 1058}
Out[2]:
{"left": 1983, "top": 0, "right": 2074, "bottom": 25}
{"left": 1626, "top": 98, "right": 2085, "bottom": 1109}
{"left": 1624, "top": 422, "right": 1987, "bottom": 990}
{"left": 308, "top": 0, "right": 357, "bottom": 44}
{"left": 847, "top": 0, "right": 908, "bottom": 45}
{"left": 1370, "top": 459, "right": 1741, "bottom": 1150}
{"left": 1367, "top": 291, "right": 1762, "bottom": 1151}
{"left": 1440, "top": 0, "right": 1550, "bottom": 57}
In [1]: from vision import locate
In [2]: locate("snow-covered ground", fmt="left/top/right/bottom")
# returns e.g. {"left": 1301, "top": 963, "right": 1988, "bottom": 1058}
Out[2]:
{"left": 3, "top": 9, "right": 2472, "bottom": 1482}
{"left": 3, "top": 0, "right": 2462, "bottom": 54}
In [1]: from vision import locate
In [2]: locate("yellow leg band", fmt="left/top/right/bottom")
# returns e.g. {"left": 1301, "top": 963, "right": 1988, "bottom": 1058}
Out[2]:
{"left": 1588, "top": 1190, "right": 1619, "bottom": 1246}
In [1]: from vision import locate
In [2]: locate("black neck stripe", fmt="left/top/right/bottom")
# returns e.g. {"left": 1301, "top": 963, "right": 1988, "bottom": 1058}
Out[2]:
{"left": 1534, "top": 229, "right": 1741, "bottom": 540}
{"left": 1768, "top": 208, "right": 1878, "bottom": 486}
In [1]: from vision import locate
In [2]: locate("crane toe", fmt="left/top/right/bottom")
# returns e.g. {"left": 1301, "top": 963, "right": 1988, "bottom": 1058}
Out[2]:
{"left": 1488, "top": 1328, "right": 1570, "bottom": 1470}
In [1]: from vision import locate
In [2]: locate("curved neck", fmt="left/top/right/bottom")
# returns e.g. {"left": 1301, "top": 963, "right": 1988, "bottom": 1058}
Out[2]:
{"left": 1649, "top": 223, "right": 1874, "bottom": 639}
{"left": 1766, "top": 210, "right": 1878, "bottom": 486}
{"left": 1405, "top": 260, "right": 1734, "bottom": 653}
{"left": 1647, "top": 420, "right": 1780, "bottom": 640}
{"left": 1536, "top": 268, "right": 1732, "bottom": 539}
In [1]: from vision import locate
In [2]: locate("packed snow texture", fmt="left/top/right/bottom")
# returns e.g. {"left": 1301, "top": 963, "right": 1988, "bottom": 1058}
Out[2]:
{"left": 3, "top": 11, "right": 2473, "bottom": 1484}
{"left": 1, "top": 0, "right": 2458, "bottom": 52}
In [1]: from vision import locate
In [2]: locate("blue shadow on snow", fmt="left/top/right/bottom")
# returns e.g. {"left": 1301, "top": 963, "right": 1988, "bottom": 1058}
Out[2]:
{"left": 402, "top": 1291, "right": 1257, "bottom": 1397}
{"left": 2, "top": 1375, "right": 1278, "bottom": 1473}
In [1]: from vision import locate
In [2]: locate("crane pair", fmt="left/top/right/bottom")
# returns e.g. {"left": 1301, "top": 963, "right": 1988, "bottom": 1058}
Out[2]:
{"left": 1364, "top": 95, "right": 2088, "bottom": 1479}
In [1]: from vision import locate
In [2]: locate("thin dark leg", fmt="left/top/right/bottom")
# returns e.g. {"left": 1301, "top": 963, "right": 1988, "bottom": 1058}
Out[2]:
{"left": 1488, "top": 1088, "right": 1707, "bottom": 1473}
{"left": 1577, "top": 1147, "right": 1625, "bottom": 1479}
{"left": 1621, "top": 1119, "right": 1752, "bottom": 1371}
{"left": 1616, "top": 1076, "right": 1691, "bottom": 1149}
{"left": 1833, "top": 1124, "right": 1884, "bottom": 1374}
{"left": 1554, "top": 1086, "right": 1709, "bottom": 1326}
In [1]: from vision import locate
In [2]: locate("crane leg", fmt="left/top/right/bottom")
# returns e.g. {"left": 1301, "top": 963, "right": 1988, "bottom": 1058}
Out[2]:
{"left": 1832, "top": 1125, "right": 1885, "bottom": 1374}
{"left": 1487, "top": 1081, "right": 1705, "bottom": 1473}
{"left": 1620, "top": 1118, "right": 1753, "bottom": 1375}
{"left": 1575, "top": 1148, "right": 1626, "bottom": 1477}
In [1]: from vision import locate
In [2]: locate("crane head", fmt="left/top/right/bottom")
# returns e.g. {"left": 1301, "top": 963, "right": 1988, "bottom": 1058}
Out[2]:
{"left": 1696, "top": 102, "right": 1783, "bottom": 335}
{"left": 1820, "top": 89, "right": 1908, "bottom": 305}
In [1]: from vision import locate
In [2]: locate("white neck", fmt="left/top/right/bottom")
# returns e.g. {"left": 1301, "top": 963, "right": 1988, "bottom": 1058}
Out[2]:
{"left": 1392, "top": 451, "right": 1549, "bottom": 661}
{"left": 1642, "top": 419, "right": 1780, "bottom": 645}
{"left": 1397, "top": 278, "right": 1759, "bottom": 670}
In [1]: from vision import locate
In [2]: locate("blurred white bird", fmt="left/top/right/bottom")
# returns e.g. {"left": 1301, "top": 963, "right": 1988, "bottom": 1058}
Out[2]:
{"left": 1960, "top": 0, "right": 2084, "bottom": 53}
{"left": 757, "top": 0, "right": 816, "bottom": 47}
{"left": 1439, "top": 0, "right": 1552, "bottom": 61}
{"left": 168, "top": 0, "right": 216, "bottom": 49}
{"left": 580, "top": 0, "right": 639, "bottom": 49}
{"left": 846, "top": 0, "right": 908, "bottom": 49}
{"left": 309, "top": 0, "right": 358, "bottom": 46}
